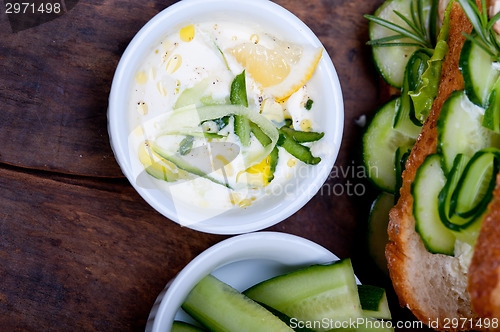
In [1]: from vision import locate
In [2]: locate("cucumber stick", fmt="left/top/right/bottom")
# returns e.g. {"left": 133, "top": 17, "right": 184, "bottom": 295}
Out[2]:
{"left": 171, "top": 321, "right": 206, "bottom": 332}
{"left": 412, "top": 154, "right": 456, "bottom": 255}
{"left": 363, "top": 98, "right": 415, "bottom": 192}
{"left": 357, "top": 285, "right": 391, "bottom": 320}
{"left": 182, "top": 274, "right": 293, "bottom": 332}
{"left": 244, "top": 259, "right": 363, "bottom": 330}
{"left": 368, "top": 0, "right": 433, "bottom": 88}
{"left": 437, "top": 90, "right": 500, "bottom": 173}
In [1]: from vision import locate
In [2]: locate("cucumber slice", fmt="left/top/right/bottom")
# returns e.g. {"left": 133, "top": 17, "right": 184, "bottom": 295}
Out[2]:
{"left": 438, "top": 154, "right": 471, "bottom": 231}
{"left": 357, "top": 285, "right": 392, "bottom": 320}
{"left": 363, "top": 98, "right": 415, "bottom": 192}
{"left": 367, "top": 192, "right": 394, "bottom": 275}
{"left": 171, "top": 321, "right": 206, "bottom": 332}
{"left": 452, "top": 214, "right": 483, "bottom": 246}
{"left": 483, "top": 77, "right": 500, "bottom": 133}
{"left": 368, "top": 0, "right": 432, "bottom": 88}
{"left": 450, "top": 151, "right": 497, "bottom": 219}
{"left": 412, "top": 154, "right": 456, "bottom": 255}
{"left": 244, "top": 259, "right": 364, "bottom": 330}
{"left": 459, "top": 37, "right": 500, "bottom": 108}
{"left": 437, "top": 90, "right": 500, "bottom": 173}
{"left": 182, "top": 274, "right": 293, "bottom": 332}
{"left": 393, "top": 49, "right": 431, "bottom": 138}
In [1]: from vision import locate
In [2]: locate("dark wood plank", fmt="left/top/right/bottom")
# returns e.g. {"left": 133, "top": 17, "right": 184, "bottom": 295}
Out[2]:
{"left": 0, "top": 165, "right": 368, "bottom": 332}
{"left": 0, "top": 166, "right": 226, "bottom": 331}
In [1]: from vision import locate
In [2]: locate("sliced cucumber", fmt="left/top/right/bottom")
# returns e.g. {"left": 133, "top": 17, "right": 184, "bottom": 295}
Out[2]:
{"left": 393, "top": 49, "right": 431, "bottom": 138}
{"left": 368, "top": 0, "right": 432, "bottom": 88}
{"left": 452, "top": 214, "right": 483, "bottom": 246}
{"left": 182, "top": 274, "right": 293, "bottom": 332}
{"left": 363, "top": 98, "right": 415, "bottom": 192}
{"left": 459, "top": 37, "right": 500, "bottom": 108}
{"left": 483, "top": 77, "right": 500, "bottom": 133}
{"left": 437, "top": 90, "right": 500, "bottom": 173}
{"left": 244, "top": 259, "right": 364, "bottom": 330}
{"left": 412, "top": 154, "right": 455, "bottom": 255}
{"left": 171, "top": 321, "right": 206, "bottom": 332}
{"left": 367, "top": 192, "right": 394, "bottom": 275}
{"left": 438, "top": 154, "right": 471, "bottom": 231}
{"left": 357, "top": 285, "right": 391, "bottom": 320}
{"left": 450, "top": 151, "right": 497, "bottom": 219}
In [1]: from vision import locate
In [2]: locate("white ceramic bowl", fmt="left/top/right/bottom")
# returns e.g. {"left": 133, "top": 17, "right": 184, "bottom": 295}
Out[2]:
{"left": 108, "top": 0, "right": 344, "bottom": 234}
{"left": 145, "top": 232, "right": 342, "bottom": 332}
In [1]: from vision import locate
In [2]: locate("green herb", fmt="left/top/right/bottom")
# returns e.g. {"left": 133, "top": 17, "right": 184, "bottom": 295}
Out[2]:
{"left": 305, "top": 99, "right": 314, "bottom": 110}
{"left": 277, "top": 129, "right": 321, "bottom": 165}
{"left": 279, "top": 127, "right": 324, "bottom": 143}
{"left": 250, "top": 122, "right": 272, "bottom": 147}
{"left": 231, "top": 70, "right": 251, "bottom": 146}
{"left": 179, "top": 135, "right": 194, "bottom": 155}
{"left": 230, "top": 70, "right": 248, "bottom": 107}
{"left": 365, "top": 0, "right": 436, "bottom": 49}
{"left": 458, "top": 0, "right": 500, "bottom": 61}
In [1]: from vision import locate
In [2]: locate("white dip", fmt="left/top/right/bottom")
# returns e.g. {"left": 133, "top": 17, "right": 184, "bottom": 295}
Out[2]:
{"left": 127, "top": 20, "right": 327, "bottom": 221}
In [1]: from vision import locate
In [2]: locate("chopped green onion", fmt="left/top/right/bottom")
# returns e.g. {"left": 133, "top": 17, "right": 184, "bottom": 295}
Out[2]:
{"left": 277, "top": 129, "right": 321, "bottom": 165}
{"left": 305, "top": 99, "right": 314, "bottom": 110}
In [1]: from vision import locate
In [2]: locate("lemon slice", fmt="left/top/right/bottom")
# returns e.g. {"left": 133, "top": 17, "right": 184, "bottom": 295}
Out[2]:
{"left": 228, "top": 41, "right": 322, "bottom": 101}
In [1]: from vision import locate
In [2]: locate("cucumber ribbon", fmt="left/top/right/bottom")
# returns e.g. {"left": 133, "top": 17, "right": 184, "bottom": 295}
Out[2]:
{"left": 438, "top": 148, "right": 500, "bottom": 232}
{"left": 142, "top": 104, "right": 279, "bottom": 170}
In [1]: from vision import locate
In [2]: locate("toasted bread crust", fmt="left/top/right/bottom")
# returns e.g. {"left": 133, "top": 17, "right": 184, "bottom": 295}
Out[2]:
{"left": 469, "top": 173, "right": 500, "bottom": 320}
{"left": 385, "top": 3, "right": 477, "bottom": 330}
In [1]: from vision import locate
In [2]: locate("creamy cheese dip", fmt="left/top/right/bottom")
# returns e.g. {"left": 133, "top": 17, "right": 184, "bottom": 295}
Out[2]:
{"left": 128, "top": 20, "right": 327, "bottom": 218}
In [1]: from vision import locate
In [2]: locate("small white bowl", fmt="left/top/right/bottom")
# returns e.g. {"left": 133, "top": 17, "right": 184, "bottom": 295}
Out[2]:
{"left": 108, "top": 0, "right": 344, "bottom": 234}
{"left": 145, "top": 232, "right": 341, "bottom": 332}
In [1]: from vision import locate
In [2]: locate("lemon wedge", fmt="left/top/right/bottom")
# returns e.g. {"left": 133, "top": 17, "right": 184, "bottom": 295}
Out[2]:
{"left": 228, "top": 41, "right": 322, "bottom": 101}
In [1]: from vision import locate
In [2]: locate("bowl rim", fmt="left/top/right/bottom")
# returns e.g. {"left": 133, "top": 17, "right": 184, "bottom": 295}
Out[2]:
{"left": 108, "top": 0, "right": 344, "bottom": 235}
{"left": 146, "top": 231, "right": 340, "bottom": 332}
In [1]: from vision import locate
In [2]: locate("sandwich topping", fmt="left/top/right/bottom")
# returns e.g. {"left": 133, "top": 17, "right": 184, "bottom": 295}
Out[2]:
{"left": 364, "top": 0, "right": 500, "bottom": 260}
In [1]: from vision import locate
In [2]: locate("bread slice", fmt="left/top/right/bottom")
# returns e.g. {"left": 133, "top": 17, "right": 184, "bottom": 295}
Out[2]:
{"left": 469, "top": 173, "right": 500, "bottom": 319}
{"left": 385, "top": 2, "right": 479, "bottom": 330}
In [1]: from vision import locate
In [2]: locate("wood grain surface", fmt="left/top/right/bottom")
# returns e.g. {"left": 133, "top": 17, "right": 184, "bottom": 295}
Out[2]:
{"left": 0, "top": 0, "right": 426, "bottom": 331}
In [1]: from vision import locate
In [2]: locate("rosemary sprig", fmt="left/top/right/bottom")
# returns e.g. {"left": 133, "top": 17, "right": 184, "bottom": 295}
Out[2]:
{"left": 365, "top": 0, "right": 434, "bottom": 49}
{"left": 458, "top": 0, "right": 500, "bottom": 61}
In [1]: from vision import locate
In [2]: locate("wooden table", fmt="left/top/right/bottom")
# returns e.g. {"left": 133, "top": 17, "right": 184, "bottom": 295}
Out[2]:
{"left": 0, "top": 0, "right": 427, "bottom": 330}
